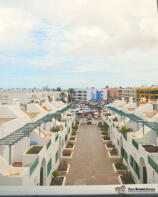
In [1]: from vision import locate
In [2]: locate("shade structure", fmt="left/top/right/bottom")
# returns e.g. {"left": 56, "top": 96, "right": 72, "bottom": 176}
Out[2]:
{"left": 0, "top": 105, "right": 72, "bottom": 146}
{"left": 107, "top": 106, "right": 158, "bottom": 136}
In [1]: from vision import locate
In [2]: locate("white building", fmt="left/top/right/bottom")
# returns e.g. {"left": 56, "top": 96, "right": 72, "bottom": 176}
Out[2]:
{"left": 0, "top": 101, "right": 75, "bottom": 186}
{"left": 0, "top": 89, "right": 61, "bottom": 104}
{"left": 74, "top": 88, "right": 107, "bottom": 101}
{"left": 124, "top": 87, "right": 136, "bottom": 102}
{"left": 103, "top": 98, "right": 158, "bottom": 184}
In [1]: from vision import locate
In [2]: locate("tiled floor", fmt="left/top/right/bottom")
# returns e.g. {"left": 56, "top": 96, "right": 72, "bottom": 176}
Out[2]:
{"left": 65, "top": 124, "right": 119, "bottom": 185}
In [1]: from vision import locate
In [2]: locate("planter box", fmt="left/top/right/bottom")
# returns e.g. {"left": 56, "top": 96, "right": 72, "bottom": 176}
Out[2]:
{"left": 71, "top": 132, "right": 78, "bottom": 137}
{"left": 62, "top": 151, "right": 73, "bottom": 159}
{"left": 108, "top": 151, "right": 121, "bottom": 159}
{"left": 118, "top": 175, "right": 134, "bottom": 185}
{"left": 112, "top": 163, "right": 127, "bottom": 174}
{"left": 102, "top": 137, "right": 111, "bottom": 143}
{"left": 58, "top": 164, "right": 70, "bottom": 176}
{"left": 50, "top": 176, "right": 66, "bottom": 186}
{"left": 105, "top": 144, "right": 113, "bottom": 151}
{"left": 118, "top": 175, "right": 123, "bottom": 184}
{"left": 103, "top": 139, "right": 111, "bottom": 143}
{"left": 62, "top": 176, "right": 66, "bottom": 186}
{"left": 69, "top": 138, "right": 77, "bottom": 143}
{"left": 65, "top": 144, "right": 75, "bottom": 151}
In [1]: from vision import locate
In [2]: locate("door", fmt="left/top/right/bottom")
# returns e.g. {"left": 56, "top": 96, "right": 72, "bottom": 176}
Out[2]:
{"left": 143, "top": 167, "right": 147, "bottom": 184}
{"left": 40, "top": 167, "right": 43, "bottom": 186}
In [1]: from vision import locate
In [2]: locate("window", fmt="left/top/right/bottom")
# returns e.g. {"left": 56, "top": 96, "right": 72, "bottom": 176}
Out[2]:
{"left": 55, "top": 150, "right": 59, "bottom": 163}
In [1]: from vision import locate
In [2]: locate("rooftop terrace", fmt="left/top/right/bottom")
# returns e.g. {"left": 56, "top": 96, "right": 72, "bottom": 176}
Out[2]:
{"left": 0, "top": 118, "right": 15, "bottom": 126}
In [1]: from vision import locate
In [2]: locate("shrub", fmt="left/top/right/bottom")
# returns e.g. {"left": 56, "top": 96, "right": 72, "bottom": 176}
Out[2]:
{"left": 63, "top": 149, "right": 71, "bottom": 156}
{"left": 102, "top": 122, "right": 109, "bottom": 129}
{"left": 103, "top": 135, "right": 110, "bottom": 140}
{"left": 110, "top": 147, "right": 118, "bottom": 155}
{"left": 98, "top": 122, "right": 102, "bottom": 128}
{"left": 115, "top": 159, "right": 127, "bottom": 170}
{"left": 73, "top": 125, "right": 78, "bottom": 130}
{"left": 72, "top": 130, "right": 77, "bottom": 136}
{"left": 121, "top": 171, "right": 134, "bottom": 184}
{"left": 106, "top": 143, "right": 114, "bottom": 148}
{"left": 50, "top": 127, "right": 60, "bottom": 132}
{"left": 75, "top": 120, "right": 79, "bottom": 125}
{"left": 52, "top": 170, "right": 59, "bottom": 177}
{"left": 120, "top": 126, "right": 132, "bottom": 134}
{"left": 66, "top": 142, "right": 73, "bottom": 148}
{"left": 69, "top": 137, "right": 75, "bottom": 141}
{"left": 58, "top": 160, "right": 68, "bottom": 171}
{"left": 72, "top": 128, "right": 77, "bottom": 132}
{"left": 27, "top": 146, "right": 43, "bottom": 154}
{"left": 101, "top": 131, "right": 108, "bottom": 135}
{"left": 100, "top": 122, "right": 109, "bottom": 132}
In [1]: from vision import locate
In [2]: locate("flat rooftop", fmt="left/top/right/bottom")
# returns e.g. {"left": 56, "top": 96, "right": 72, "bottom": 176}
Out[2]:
{"left": 0, "top": 118, "right": 15, "bottom": 126}
{"left": 25, "top": 112, "right": 39, "bottom": 119}
{"left": 143, "top": 111, "right": 157, "bottom": 118}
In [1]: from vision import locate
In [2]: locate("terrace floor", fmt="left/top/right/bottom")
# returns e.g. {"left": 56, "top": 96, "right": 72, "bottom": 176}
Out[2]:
{"left": 65, "top": 124, "right": 119, "bottom": 185}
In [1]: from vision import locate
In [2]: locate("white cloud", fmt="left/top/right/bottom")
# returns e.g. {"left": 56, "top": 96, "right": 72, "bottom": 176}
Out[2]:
{"left": 0, "top": 0, "right": 158, "bottom": 87}
{"left": 0, "top": 5, "right": 43, "bottom": 52}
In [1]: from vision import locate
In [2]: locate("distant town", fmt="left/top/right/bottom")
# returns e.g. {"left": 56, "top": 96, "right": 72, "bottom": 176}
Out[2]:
{"left": 0, "top": 85, "right": 158, "bottom": 105}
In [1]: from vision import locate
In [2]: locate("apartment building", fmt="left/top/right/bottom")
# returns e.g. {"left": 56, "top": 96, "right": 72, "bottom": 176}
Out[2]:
{"left": 103, "top": 99, "right": 158, "bottom": 184}
{"left": 124, "top": 87, "right": 136, "bottom": 102}
{"left": 0, "top": 89, "right": 61, "bottom": 104}
{"left": 68, "top": 89, "right": 75, "bottom": 102}
{"left": 136, "top": 85, "right": 158, "bottom": 103}
{"left": 105, "top": 87, "right": 124, "bottom": 100}
{"left": 0, "top": 101, "right": 75, "bottom": 186}
{"left": 73, "top": 89, "right": 87, "bottom": 101}
{"left": 73, "top": 88, "right": 107, "bottom": 101}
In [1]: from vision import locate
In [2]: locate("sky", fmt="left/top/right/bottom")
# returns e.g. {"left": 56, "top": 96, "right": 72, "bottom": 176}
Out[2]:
{"left": 0, "top": 0, "right": 158, "bottom": 89}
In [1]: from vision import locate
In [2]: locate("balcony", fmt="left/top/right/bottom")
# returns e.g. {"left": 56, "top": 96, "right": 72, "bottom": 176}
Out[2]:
{"left": 142, "top": 145, "right": 158, "bottom": 153}
{"left": 26, "top": 146, "right": 43, "bottom": 154}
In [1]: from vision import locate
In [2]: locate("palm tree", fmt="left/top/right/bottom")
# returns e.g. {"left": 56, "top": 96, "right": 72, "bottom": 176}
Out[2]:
{"left": 59, "top": 92, "right": 67, "bottom": 102}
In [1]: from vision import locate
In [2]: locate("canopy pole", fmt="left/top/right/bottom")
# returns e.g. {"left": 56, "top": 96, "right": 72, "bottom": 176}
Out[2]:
{"left": 44, "top": 122, "right": 46, "bottom": 130}
{"left": 39, "top": 125, "right": 41, "bottom": 136}
{"left": 137, "top": 121, "right": 138, "bottom": 130}
{"left": 143, "top": 123, "right": 144, "bottom": 135}
{"left": 9, "top": 145, "right": 12, "bottom": 165}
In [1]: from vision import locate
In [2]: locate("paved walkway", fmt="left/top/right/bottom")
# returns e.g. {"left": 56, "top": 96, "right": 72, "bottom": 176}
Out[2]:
{"left": 65, "top": 124, "right": 119, "bottom": 185}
